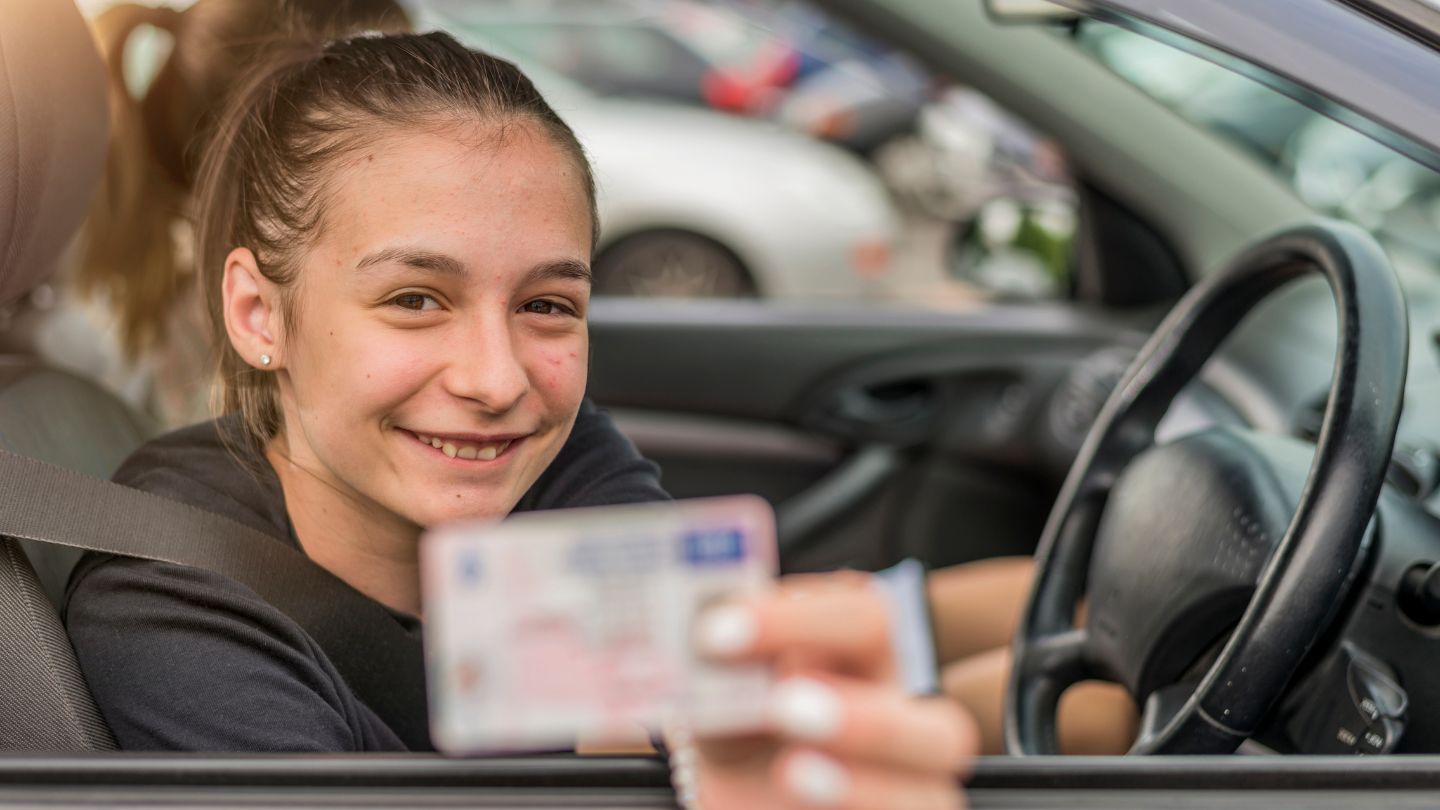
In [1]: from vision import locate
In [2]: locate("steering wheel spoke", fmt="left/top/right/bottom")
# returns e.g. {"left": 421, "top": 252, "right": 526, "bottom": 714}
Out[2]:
{"left": 1027, "top": 629, "right": 1091, "bottom": 681}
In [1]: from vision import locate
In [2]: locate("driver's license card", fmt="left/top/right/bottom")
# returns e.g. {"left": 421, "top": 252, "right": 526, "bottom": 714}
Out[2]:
{"left": 421, "top": 495, "right": 778, "bottom": 754}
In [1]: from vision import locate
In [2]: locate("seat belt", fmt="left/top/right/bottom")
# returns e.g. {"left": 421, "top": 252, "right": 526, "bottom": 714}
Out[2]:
{"left": 0, "top": 447, "right": 433, "bottom": 751}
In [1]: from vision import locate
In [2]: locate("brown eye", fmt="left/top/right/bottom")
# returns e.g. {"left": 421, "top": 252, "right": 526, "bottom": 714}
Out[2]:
{"left": 391, "top": 293, "right": 435, "bottom": 311}
{"left": 522, "top": 300, "right": 558, "bottom": 315}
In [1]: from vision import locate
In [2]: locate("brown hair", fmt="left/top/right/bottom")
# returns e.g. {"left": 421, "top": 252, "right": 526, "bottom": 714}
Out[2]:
{"left": 192, "top": 30, "right": 599, "bottom": 449}
{"left": 77, "top": 0, "right": 412, "bottom": 360}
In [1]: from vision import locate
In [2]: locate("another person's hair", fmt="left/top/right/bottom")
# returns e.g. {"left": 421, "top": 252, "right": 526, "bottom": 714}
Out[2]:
{"left": 192, "top": 30, "right": 599, "bottom": 449}
{"left": 78, "top": 0, "right": 412, "bottom": 360}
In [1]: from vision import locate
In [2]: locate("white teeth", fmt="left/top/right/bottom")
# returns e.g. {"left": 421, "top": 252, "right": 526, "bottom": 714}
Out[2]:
{"left": 420, "top": 434, "right": 513, "bottom": 460}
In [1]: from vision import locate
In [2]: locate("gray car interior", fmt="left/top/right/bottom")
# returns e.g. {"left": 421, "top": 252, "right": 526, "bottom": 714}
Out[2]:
{"left": 0, "top": 0, "right": 136, "bottom": 751}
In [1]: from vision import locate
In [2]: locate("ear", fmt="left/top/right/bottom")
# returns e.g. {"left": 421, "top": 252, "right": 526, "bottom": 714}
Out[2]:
{"left": 222, "top": 247, "right": 284, "bottom": 369}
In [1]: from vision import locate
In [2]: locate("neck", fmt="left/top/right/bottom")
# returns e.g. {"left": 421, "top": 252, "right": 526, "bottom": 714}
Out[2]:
{"left": 266, "top": 436, "right": 424, "bottom": 617}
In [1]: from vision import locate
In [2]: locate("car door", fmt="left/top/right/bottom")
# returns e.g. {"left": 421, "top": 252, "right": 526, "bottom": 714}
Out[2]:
{"left": 589, "top": 298, "right": 1145, "bottom": 574}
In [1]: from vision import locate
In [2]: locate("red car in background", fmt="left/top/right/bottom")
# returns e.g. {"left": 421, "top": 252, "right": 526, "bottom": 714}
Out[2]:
{"left": 434, "top": 0, "right": 800, "bottom": 116}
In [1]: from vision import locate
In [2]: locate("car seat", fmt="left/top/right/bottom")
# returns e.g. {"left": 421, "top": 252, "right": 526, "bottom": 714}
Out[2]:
{"left": 0, "top": 0, "right": 149, "bottom": 750}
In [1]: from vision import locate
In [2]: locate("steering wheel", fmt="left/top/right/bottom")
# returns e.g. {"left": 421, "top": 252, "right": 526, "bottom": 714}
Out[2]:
{"left": 1004, "top": 221, "right": 1409, "bottom": 755}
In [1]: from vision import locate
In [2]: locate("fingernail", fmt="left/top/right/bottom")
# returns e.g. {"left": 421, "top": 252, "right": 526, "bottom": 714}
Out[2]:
{"left": 695, "top": 605, "right": 756, "bottom": 657}
{"left": 772, "top": 678, "right": 844, "bottom": 741}
{"left": 785, "top": 751, "right": 849, "bottom": 806}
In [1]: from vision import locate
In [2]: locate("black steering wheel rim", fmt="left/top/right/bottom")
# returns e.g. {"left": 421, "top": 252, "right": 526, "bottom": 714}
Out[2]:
{"left": 1004, "top": 220, "right": 1409, "bottom": 755}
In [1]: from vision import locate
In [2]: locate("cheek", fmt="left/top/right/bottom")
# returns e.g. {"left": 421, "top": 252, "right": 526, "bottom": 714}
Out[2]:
{"left": 531, "top": 341, "right": 587, "bottom": 401}
{"left": 294, "top": 323, "right": 436, "bottom": 413}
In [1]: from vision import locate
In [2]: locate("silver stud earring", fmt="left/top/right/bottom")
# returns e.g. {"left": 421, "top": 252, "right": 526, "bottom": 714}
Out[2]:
{"left": 260, "top": 354, "right": 272, "bottom": 367}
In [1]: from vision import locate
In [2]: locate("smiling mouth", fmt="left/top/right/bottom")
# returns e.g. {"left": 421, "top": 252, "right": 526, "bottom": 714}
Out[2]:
{"left": 406, "top": 430, "right": 519, "bottom": 461}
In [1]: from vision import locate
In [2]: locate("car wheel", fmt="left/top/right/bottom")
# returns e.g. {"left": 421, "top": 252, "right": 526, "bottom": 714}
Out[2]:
{"left": 594, "top": 231, "right": 757, "bottom": 298}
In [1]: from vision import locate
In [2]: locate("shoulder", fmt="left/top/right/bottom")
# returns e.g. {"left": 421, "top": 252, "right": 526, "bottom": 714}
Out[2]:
{"left": 518, "top": 398, "right": 670, "bottom": 512}
{"left": 109, "top": 416, "right": 289, "bottom": 541}
{"left": 61, "top": 420, "right": 402, "bottom": 751}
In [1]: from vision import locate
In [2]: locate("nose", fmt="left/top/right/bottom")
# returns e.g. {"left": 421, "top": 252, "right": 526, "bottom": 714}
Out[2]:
{"left": 444, "top": 315, "right": 530, "bottom": 414}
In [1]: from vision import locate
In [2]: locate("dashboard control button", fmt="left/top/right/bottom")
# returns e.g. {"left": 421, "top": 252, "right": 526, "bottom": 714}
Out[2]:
{"left": 1348, "top": 649, "right": 1409, "bottom": 722}
{"left": 1281, "top": 643, "right": 1407, "bottom": 754}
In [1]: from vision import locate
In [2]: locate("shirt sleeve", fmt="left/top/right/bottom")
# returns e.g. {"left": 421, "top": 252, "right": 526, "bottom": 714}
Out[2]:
{"left": 63, "top": 555, "right": 406, "bottom": 752}
{"left": 519, "top": 398, "right": 671, "bottom": 511}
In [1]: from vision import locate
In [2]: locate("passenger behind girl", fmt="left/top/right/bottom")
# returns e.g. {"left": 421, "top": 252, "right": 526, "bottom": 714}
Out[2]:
{"left": 74, "top": 0, "right": 409, "bottom": 426}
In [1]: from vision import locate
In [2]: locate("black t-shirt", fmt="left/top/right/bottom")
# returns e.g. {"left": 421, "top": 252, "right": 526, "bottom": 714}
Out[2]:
{"left": 62, "top": 399, "right": 668, "bottom": 752}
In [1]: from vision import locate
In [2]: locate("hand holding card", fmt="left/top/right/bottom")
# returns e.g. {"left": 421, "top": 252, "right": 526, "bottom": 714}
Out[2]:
{"left": 421, "top": 497, "right": 976, "bottom": 809}
{"left": 682, "top": 575, "right": 978, "bottom": 809}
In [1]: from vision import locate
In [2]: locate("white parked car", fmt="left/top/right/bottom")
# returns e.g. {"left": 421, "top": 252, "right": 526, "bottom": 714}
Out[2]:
{"left": 419, "top": 5, "right": 901, "bottom": 300}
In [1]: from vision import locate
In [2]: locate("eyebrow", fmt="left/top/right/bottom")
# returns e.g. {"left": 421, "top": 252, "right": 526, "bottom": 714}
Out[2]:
{"left": 355, "top": 248, "right": 591, "bottom": 286}
{"left": 356, "top": 247, "right": 465, "bottom": 278}
{"left": 522, "top": 258, "right": 592, "bottom": 287}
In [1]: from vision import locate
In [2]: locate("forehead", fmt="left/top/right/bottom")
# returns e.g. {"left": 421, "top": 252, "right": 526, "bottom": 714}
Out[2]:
{"left": 313, "top": 120, "right": 593, "bottom": 271}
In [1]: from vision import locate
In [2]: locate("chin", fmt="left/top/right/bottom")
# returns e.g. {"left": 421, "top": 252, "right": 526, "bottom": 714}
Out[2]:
{"left": 411, "top": 493, "right": 515, "bottom": 530}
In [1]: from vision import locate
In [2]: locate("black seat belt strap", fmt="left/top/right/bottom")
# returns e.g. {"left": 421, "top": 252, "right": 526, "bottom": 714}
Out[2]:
{"left": 0, "top": 448, "right": 433, "bottom": 750}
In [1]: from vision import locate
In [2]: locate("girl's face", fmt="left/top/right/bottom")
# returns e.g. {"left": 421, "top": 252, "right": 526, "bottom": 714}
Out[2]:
{"left": 257, "top": 122, "right": 593, "bottom": 530}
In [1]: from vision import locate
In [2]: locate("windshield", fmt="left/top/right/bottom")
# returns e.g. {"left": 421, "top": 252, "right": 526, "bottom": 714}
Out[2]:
{"left": 1077, "top": 20, "right": 1440, "bottom": 275}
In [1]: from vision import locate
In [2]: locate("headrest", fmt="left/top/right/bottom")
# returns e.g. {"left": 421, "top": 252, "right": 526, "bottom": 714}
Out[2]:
{"left": 0, "top": 0, "right": 108, "bottom": 307}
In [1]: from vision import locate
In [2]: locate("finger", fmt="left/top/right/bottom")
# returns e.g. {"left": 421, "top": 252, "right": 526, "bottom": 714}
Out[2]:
{"left": 695, "top": 581, "right": 894, "bottom": 678}
{"left": 770, "top": 675, "right": 978, "bottom": 776}
{"left": 777, "top": 570, "right": 874, "bottom": 596}
{"left": 774, "top": 748, "right": 967, "bottom": 810}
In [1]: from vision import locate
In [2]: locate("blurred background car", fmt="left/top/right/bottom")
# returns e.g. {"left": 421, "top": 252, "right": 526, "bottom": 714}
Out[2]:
{"left": 414, "top": 6, "right": 903, "bottom": 299}
{"left": 420, "top": 0, "right": 800, "bottom": 115}
{"left": 422, "top": 0, "right": 929, "bottom": 155}
{"left": 415, "top": 0, "right": 1078, "bottom": 307}
{"left": 712, "top": 0, "right": 931, "bottom": 155}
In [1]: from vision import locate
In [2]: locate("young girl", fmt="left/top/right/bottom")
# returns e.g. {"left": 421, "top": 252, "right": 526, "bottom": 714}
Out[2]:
{"left": 61, "top": 29, "right": 974, "bottom": 808}
{"left": 68, "top": 0, "right": 1134, "bottom": 759}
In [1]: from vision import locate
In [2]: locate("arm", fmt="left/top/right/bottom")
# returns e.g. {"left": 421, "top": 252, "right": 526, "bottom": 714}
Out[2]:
{"left": 926, "top": 557, "right": 1034, "bottom": 665}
